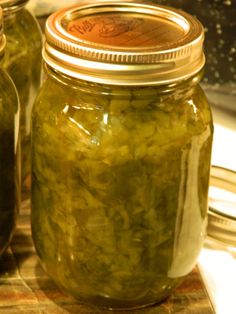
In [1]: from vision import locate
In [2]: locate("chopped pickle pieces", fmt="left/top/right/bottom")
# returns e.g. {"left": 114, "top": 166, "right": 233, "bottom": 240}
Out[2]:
{"left": 32, "top": 70, "right": 213, "bottom": 308}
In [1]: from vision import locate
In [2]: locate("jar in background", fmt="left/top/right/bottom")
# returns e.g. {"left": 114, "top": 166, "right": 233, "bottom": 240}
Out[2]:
{"left": 27, "top": 0, "right": 85, "bottom": 16}
{"left": 0, "top": 7, "right": 20, "bottom": 255}
{"left": 31, "top": 2, "right": 213, "bottom": 310}
{"left": 1, "top": 0, "right": 42, "bottom": 197}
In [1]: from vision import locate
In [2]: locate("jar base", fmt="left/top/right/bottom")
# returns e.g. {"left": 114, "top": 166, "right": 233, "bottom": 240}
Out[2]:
{"left": 71, "top": 295, "right": 169, "bottom": 312}
{"left": 105, "top": 300, "right": 164, "bottom": 311}
{"left": 61, "top": 285, "right": 179, "bottom": 312}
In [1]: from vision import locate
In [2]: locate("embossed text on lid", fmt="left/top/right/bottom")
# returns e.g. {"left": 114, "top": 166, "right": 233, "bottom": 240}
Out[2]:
{"left": 65, "top": 12, "right": 188, "bottom": 49}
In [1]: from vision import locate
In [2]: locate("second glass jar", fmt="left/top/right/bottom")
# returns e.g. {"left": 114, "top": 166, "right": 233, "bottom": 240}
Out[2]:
{"left": 2, "top": 0, "right": 42, "bottom": 197}
{"left": 0, "top": 7, "right": 20, "bottom": 255}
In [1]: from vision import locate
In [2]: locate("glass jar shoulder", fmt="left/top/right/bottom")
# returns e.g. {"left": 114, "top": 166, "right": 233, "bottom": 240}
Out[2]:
{"left": 33, "top": 73, "right": 213, "bottom": 169}
{"left": 2, "top": 8, "right": 42, "bottom": 65}
{"left": 34, "top": 73, "right": 213, "bottom": 135}
{"left": 18, "top": 8, "right": 42, "bottom": 48}
{"left": 34, "top": 71, "right": 110, "bottom": 111}
{"left": 4, "top": 8, "right": 42, "bottom": 43}
{"left": 189, "top": 83, "right": 213, "bottom": 127}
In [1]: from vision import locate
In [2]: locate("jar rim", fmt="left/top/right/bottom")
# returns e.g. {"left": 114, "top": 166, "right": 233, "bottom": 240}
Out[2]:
{"left": 0, "top": 0, "right": 28, "bottom": 13}
{"left": 44, "top": 1, "right": 205, "bottom": 86}
{"left": 208, "top": 166, "right": 236, "bottom": 246}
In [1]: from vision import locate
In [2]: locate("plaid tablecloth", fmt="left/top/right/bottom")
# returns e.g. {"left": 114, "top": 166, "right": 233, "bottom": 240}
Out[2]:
{"left": 0, "top": 201, "right": 214, "bottom": 314}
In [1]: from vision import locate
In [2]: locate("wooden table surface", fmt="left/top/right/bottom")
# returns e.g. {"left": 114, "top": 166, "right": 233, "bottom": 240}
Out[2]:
{"left": 0, "top": 201, "right": 214, "bottom": 314}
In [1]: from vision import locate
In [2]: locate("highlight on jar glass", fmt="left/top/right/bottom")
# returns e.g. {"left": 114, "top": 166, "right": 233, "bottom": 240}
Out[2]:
{"left": 31, "top": 1, "right": 213, "bottom": 310}
{"left": 1, "top": 0, "right": 42, "bottom": 199}
{"left": 0, "top": 7, "right": 20, "bottom": 256}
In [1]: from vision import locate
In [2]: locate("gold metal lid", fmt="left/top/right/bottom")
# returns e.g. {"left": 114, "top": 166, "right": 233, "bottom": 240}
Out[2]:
{"left": 208, "top": 166, "right": 236, "bottom": 246}
{"left": 0, "top": 7, "right": 6, "bottom": 55}
{"left": 0, "top": 0, "right": 28, "bottom": 13}
{"left": 44, "top": 1, "right": 205, "bottom": 86}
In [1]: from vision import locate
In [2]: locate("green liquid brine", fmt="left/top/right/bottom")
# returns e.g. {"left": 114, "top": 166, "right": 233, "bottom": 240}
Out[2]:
{"left": 0, "top": 7, "right": 20, "bottom": 255}
{"left": 2, "top": 0, "right": 42, "bottom": 197}
{"left": 0, "top": 69, "right": 20, "bottom": 255}
{"left": 31, "top": 2, "right": 213, "bottom": 310}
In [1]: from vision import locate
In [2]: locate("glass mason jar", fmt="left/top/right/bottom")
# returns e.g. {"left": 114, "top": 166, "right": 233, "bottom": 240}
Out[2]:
{"left": 31, "top": 1, "right": 213, "bottom": 310}
{"left": 0, "top": 8, "right": 20, "bottom": 255}
{"left": 1, "top": 0, "right": 42, "bottom": 197}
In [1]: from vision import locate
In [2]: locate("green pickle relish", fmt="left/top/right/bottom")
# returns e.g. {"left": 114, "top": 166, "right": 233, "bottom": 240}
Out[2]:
{"left": 0, "top": 8, "right": 20, "bottom": 255}
{"left": 1, "top": 0, "right": 42, "bottom": 197}
{"left": 31, "top": 2, "right": 213, "bottom": 310}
